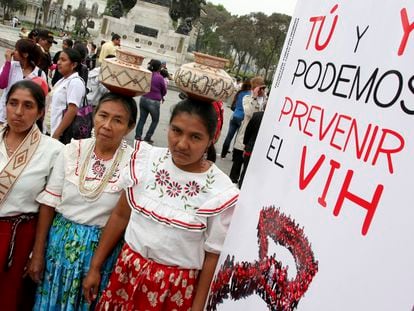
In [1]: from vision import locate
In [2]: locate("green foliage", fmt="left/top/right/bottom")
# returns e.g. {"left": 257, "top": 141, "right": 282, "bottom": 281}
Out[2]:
{"left": 196, "top": 4, "right": 291, "bottom": 80}
{"left": 0, "top": 0, "right": 25, "bottom": 21}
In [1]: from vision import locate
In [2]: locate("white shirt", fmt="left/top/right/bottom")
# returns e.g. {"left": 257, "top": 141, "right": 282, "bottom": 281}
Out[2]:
{"left": 0, "top": 130, "right": 63, "bottom": 217}
{"left": 123, "top": 142, "right": 239, "bottom": 269}
{"left": 37, "top": 138, "right": 133, "bottom": 227}
{"left": 49, "top": 72, "right": 85, "bottom": 136}
{"left": 0, "top": 61, "right": 46, "bottom": 122}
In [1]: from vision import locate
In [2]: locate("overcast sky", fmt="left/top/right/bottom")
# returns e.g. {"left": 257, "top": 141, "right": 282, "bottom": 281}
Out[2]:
{"left": 208, "top": 0, "right": 298, "bottom": 16}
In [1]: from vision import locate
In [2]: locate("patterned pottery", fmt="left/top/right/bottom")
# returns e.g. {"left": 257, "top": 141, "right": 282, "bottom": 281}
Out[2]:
{"left": 99, "top": 49, "right": 151, "bottom": 97}
{"left": 174, "top": 52, "right": 236, "bottom": 102}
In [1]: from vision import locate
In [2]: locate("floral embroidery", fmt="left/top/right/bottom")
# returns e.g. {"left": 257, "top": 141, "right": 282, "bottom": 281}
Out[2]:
{"left": 92, "top": 160, "right": 105, "bottom": 178}
{"left": 184, "top": 285, "right": 193, "bottom": 299}
{"left": 115, "top": 288, "right": 129, "bottom": 301}
{"left": 159, "top": 289, "right": 169, "bottom": 302}
{"left": 147, "top": 291, "right": 158, "bottom": 307}
{"left": 184, "top": 181, "right": 200, "bottom": 197}
{"left": 145, "top": 150, "right": 217, "bottom": 210}
{"left": 79, "top": 152, "right": 121, "bottom": 182}
{"left": 171, "top": 290, "right": 184, "bottom": 307}
{"left": 154, "top": 270, "right": 165, "bottom": 283}
{"left": 155, "top": 169, "right": 170, "bottom": 186}
{"left": 166, "top": 181, "right": 182, "bottom": 197}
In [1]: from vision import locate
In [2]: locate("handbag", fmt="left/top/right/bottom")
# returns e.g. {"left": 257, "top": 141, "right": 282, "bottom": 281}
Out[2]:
{"left": 60, "top": 78, "right": 93, "bottom": 144}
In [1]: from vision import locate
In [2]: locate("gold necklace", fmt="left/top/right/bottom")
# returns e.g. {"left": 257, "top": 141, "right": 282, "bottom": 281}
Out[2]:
{"left": 78, "top": 139, "right": 125, "bottom": 201}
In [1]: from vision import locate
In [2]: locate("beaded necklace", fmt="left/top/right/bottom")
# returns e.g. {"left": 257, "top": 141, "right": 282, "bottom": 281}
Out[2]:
{"left": 78, "top": 139, "right": 125, "bottom": 201}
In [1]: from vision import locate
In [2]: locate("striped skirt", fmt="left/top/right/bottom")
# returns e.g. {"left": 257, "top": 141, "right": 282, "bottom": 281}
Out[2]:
{"left": 34, "top": 213, "right": 122, "bottom": 311}
{"left": 96, "top": 243, "right": 199, "bottom": 311}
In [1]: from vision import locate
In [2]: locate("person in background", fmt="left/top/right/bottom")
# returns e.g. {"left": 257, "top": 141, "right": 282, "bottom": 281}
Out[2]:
{"left": 234, "top": 76, "right": 242, "bottom": 91}
{"left": 30, "top": 93, "right": 137, "bottom": 310}
{"left": 50, "top": 38, "right": 73, "bottom": 86}
{"left": 160, "top": 60, "right": 171, "bottom": 86}
{"left": 96, "top": 40, "right": 105, "bottom": 65}
{"left": 86, "top": 42, "right": 97, "bottom": 70}
{"left": 45, "top": 48, "right": 86, "bottom": 143}
{"left": 73, "top": 41, "right": 89, "bottom": 85}
{"left": 221, "top": 79, "right": 251, "bottom": 158}
{"left": 0, "top": 80, "right": 62, "bottom": 311}
{"left": 238, "top": 109, "right": 265, "bottom": 188}
{"left": 19, "top": 27, "right": 29, "bottom": 39}
{"left": 28, "top": 29, "right": 39, "bottom": 42}
{"left": 36, "top": 30, "right": 57, "bottom": 77}
{"left": 83, "top": 99, "right": 239, "bottom": 310}
{"left": 229, "top": 76, "right": 266, "bottom": 184}
{"left": 98, "top": 34, "right": 120, "bottom": 64}
{"left": 11, "top": 16, "right": 19, "bottom": 28}
{"left": 134, "top": 59, "right": 167, "bottom": 144}
{"left": 0, "top": 39, "right": 46, "bottom": 123}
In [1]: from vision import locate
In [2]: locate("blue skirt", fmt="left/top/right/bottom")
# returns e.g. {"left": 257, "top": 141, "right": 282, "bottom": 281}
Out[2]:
{"left": 34, "top": 214, "right": 122, "bottom": 311}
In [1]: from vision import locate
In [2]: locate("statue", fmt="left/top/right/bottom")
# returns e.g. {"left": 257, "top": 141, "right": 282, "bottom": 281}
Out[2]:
{"left": 110, "top": 0, "right": 124, "bottom": 18}
{"left": 176, "top": 17, "right": 193, "bottom": 35}
{"left": 169, "top": 0, "right": 205, "bottom": 22}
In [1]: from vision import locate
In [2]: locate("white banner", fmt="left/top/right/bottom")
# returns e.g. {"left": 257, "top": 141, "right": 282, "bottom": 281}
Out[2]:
{"left": 207, "top": 1, "right": 414, "bottom": 310}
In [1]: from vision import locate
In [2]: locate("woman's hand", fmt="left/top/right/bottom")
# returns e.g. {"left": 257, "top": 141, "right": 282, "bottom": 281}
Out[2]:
{"left": 5, "top": 49, "right": 13, "bottom": 62}
{"left": 26, "top": 254, "right": 45, "bottom": 283}
{"left": 83, "top": 267, "right": 102, "bottom": 304}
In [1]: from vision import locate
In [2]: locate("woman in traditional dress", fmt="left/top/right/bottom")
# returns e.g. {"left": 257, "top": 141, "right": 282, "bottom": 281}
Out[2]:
{"left": 0, "top": 80, "right": 62, "bottom": 310}
{"left": 45, "top": 48, "right": 86, "bottom": 143}
{"left": 29, "top": 92, "right": 137, "bottom": 310}
{"left": 0, "top": 39, "right": 46, "bottom": 124}
{"left": 83, "top": 99, "right": 239, "bottom": 310}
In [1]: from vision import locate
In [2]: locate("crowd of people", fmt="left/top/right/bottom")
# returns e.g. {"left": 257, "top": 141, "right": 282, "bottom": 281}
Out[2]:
{"left": 0, "top": 28, "right": 249, "bottom": 311}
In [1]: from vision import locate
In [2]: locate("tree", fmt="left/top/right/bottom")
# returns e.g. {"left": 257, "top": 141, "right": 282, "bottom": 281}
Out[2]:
{"left": 195, "top": 3, "right": 231, "bottom": 55}
{"left": 41, "top": 0, "right": 52, "bottom": 26}
{"left": 0, "top": 0, "right": 25, "bottom": 23}
{"left": 251, "top": 12, "right": 290, "bottom": 81}
{"left": 72, "top": 6, "right": 89, "bottom": 37}
{"left": 220, "top": 14, "right": 257, "bottom": 75}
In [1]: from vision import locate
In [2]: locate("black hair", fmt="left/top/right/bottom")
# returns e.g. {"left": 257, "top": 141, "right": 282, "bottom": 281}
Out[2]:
{"left": 148, "top": 59, "right": 162, "bottom": 72}
{"left": 96, "top": 92, "right": 137, "bottom": 128}
{"left": 61, "top": 48, "right": 83, "bottom": 74}
{"left": 15, "top": 39, "right": 42, "bottom": 67}
{"left": 73, "top": 42, "right": 88, "bottom": 61}
{"left": 112, "top": 34, "right": 121, "bottom": 41}
{"left": 170, "top": 99, "right": 217, "bottom": 162}
{"left": 63, "top": 38, "right": 73, "bottom": 48}
{"left": 7, "top": 80, "right": 45, "bottom": 111}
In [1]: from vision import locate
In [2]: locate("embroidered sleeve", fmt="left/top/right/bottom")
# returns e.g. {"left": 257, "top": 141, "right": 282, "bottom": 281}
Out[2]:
{"left": 204, "top": 206, "right": 235, "bottom": 254}
{"left": 36, "top": 146, "right": 66, "bottom": 207}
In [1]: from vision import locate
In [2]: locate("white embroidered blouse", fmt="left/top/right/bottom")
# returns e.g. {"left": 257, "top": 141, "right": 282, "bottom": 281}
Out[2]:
{"left": 36, "top": 138, "right": 133, "bottom": 227}
{"left": 123, "top": 141, "right": 239, "bottom": 269}
{"left": 0, "top": 131, "right": 62, "bottom": 217}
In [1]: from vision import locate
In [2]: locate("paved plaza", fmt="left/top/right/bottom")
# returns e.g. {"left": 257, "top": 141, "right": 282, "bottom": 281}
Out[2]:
{"left": 0, "top": 25, "right": 235, "bottom": 175}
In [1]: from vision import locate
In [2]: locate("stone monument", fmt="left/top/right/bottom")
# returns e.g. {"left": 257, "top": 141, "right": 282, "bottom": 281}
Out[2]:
{"left": 99, "top": 0, "right": 191, "bottom": 72}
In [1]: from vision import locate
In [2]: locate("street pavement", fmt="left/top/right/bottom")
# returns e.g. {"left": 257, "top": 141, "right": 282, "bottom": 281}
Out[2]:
{"left": 0, "top": 29, "right": 236, "bottom": 175}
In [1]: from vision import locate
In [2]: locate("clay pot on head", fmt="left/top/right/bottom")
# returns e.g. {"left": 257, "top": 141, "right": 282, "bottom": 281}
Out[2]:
{"left": 99, "top": 49, "right": 152, "bottom": 97}
{"left": 174, "top": 52, "right": 236, "bottom": 102}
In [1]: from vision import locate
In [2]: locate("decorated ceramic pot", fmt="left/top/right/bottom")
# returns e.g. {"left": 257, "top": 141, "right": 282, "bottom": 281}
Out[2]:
{"left": 99, "top": 49, "right": 152, "bottom": 97}
{"left": 174, "top": 52, "right": 236, "bottom": 102}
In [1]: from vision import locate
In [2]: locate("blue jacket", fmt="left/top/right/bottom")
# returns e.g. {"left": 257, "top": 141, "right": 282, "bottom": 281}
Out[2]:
{"left": 233, "top": 90, "right": 251, "bottom": 120}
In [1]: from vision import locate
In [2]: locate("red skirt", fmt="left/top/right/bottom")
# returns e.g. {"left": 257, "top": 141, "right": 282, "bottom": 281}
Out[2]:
{"left": 97, "top": 243, "right": 199, "bottom": 311}
{"left": 0, "top": 214, "right": 37, "bottom": 311}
